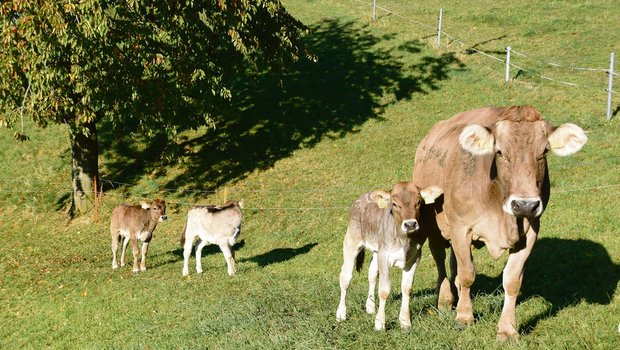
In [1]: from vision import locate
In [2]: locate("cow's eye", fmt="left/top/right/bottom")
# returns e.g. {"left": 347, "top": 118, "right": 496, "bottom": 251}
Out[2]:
{"left": 496, "top": 149, "right": 508, "bottom": 161}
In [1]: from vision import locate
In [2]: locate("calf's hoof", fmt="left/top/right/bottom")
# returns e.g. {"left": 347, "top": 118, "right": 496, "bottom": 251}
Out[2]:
{"left": 140, "top": 267, "right": 147, "bottom": 272}
{"left": 399, "top": 318, "right": 411, "bottom": 330}
{"left": 365, "top": 298, "right": 376, "bottom": 314}
{"left": 374, "top": 319, "right": 385, "bottom": 331}
{"left": 336, "top": 305, "right": 346, "bottom": 321}
{"left": 497, "top": 330, "right": 519, "bottom": 341}
{"left": 112, "top": 264, "right": 118, "bottom": 270}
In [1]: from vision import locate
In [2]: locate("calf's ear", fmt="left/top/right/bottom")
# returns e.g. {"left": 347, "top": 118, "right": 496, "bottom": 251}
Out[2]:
{"left": 548, "top": 123, "right": 587, "bottom": 156}
{"left": 370, "top": 191, "right": 391, "bottom": 209}
{"left": 420, "top": 186, "right": 443, "bottom": 204}
{"left": 459, "top": 124, "right": 495, "bottom": 155}
{"left": 140, "top": 201, "right": 150, "bottom": 209}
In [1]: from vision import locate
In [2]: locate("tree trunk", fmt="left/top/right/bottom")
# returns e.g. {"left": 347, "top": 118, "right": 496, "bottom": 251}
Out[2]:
{"left": 69, "top": 120, "right": 99, "bottom": 218}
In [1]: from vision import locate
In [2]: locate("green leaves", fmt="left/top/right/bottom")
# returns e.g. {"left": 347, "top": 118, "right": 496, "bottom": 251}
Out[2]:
{"left": 0, "top": 0, "right": 310, "bottom": 139}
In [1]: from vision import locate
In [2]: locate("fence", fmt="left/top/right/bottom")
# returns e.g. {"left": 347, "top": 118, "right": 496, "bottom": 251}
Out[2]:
{"left": 360, "top": 0, "right": 617, "bottom": 120}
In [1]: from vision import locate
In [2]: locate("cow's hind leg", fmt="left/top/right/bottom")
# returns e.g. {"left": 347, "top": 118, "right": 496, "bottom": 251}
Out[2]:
{"left": 428, "top": 233, "right": 455, "bottom": 311}
{"left": 336, "top": 233, "right": 362, "bottom": 322}
{"left": 219, "top": 242, "right": 236, "bottom": 276}
{"left": 120, "top": 235, "right": 130, "bottom": 268}
{"left": 111, "top": 229, "right": 120, "bottom": 270}
{"left": 182, "top": 236, "right": 194, "bottom": 277}
{"left": 366, "top": 252, "right": 378, "bottom": 314}
{"left": 130, "top": 236, "right": 140, "bottom": 274}
{"left": 195, "top": 239, "right": 208, "bottom": 274}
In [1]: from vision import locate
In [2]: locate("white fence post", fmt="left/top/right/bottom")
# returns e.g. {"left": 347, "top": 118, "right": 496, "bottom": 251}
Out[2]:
{"left": 607, "top": 52, "right": 615, "bottom": 120}
{"left": 437, "top": 8, "right": 443, "bottom": 48}
{"left": 373, "top": 0, "right": 377, "bottom": 20}
{"left": 505, "top": 47, "right": 512, "bottom": 83}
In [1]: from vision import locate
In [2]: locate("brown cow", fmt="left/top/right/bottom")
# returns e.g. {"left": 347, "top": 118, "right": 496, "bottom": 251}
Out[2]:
{"left": 336, "top": 182, "right": 442, "bottom": 330}
{"left": 412, "top": 106, "right": 587, "bottom": 339}
{"left": 110, "top": 199, "right": 167, "bottom": 273}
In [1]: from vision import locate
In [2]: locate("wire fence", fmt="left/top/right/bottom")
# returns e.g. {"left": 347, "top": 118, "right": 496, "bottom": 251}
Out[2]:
{"left": 353, "top": 0, "right": 617, "bottom": 118}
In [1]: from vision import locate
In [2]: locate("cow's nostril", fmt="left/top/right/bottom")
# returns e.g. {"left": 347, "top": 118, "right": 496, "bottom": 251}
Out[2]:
{"left": 403, "top": 220, "right": 419, "bottom": 232}
{"left": 511, "top": 199, "right": 541, "bottom": 217}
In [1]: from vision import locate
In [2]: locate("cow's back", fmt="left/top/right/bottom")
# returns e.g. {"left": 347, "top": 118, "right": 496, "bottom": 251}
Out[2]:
{"left": 110, "top": 204, "right": 147, "bottom": 232}
{"left": 187, "top": 205, "right": 242, "bottom": 242}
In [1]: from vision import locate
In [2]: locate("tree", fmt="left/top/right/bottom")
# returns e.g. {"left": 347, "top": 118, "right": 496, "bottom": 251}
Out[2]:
{"left": 0, "top": 0, "right": 312, "bottom": 217}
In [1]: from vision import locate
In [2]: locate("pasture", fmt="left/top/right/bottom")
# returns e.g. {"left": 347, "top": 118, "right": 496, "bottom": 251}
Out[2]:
{"left": 1, "top": 0, "right": 619, "bottom": 348}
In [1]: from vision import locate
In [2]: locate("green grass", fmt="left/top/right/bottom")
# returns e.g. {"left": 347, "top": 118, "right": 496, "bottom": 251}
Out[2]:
{"left": 1, "top": 0, "right": 619, "bottom": 348}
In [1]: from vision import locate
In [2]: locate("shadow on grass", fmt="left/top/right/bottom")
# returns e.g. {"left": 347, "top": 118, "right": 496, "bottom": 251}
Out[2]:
{"left": 240, "top": 242, "right": 318, "bottom": 267}
{"left": 473, "top": 237, "right": 620, "bottom": 335}
{"left": 99, "top": 18, "right": 464, "bottom": 194}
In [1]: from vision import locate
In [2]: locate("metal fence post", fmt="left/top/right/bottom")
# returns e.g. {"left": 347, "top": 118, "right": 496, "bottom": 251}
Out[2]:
{"left": 437, "top": 8, "right": 443, "bottom": 48}
{"left": 373, "top": 0, "right": 377, "bottom": 20}
{"left": 505, "top": 47, "right": 512, "bottom": 83}
{"left": 607, "top": 52, "right": 615, "bottom": 120}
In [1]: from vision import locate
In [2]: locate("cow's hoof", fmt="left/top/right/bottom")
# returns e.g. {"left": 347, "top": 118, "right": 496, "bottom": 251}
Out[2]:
{"left": 140, "top": 267, "right": 147, "bottom": 272}
{"left": 132, "top": 269, "right": 139, "bottom": 274}
{"left": 399, "top": 319, "right": 411, "bottom": 330}
{"left": 196, "top": 268, "right": 203, "bottom": 274}
{"left": 374, "top": 320, "right": 385, "bottom": 331}
{"left": 455, "top": 314, "right": 475, "bottom": 326}
{"left": 336, "top": 305, "right": 346, "bottom": 321}
{"left": 497, "top": 330, "right": 519, "bottom": 341}
{"left": 365, "top": 298, "right": 376, "bottom": 314}
{"left": 112, "top": 264, "right": 118, "bottom": 270}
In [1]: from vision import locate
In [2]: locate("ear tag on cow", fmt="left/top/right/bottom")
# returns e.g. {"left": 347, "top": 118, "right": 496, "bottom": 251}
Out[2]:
{"left": 377, "top": 198, "right": 389, "bottom": 209}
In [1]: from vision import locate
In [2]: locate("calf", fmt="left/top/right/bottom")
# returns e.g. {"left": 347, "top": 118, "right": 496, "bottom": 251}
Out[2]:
{"left": 110, "top": 199, "right": 167, "bottom": 273}
{"left": 336, "top": 182, "right": 442, "bottom": 330}
{"left": 181, "top": 201, "right": 243, "bottom": 277}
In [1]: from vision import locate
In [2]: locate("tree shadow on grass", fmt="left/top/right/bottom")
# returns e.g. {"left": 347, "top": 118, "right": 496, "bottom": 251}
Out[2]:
{"left": 473, "top": 237, "right": 619, "bottom": 335}
{"left": 239, "top": 242, "right": 318, "bottom": 267}
{"left": 99, "top": 18, "right": 464, "bottom": 194}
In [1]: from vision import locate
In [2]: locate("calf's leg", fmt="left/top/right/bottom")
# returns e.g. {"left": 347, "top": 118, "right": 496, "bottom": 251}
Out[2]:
{"left": 130, "top": 236, "right": 140, "bottom": 274}
{"left": 219, "top": 242, "right": 236, "bottom": 276}
{"left": 336, "top": 233, "right": 361, "bottom": 322}
{"left": 366, "top": 252, "right": 378, "bottom": 314}
{"left": 374, "top": 254, "right": 390, "bottom": 331}
{"left": 182, "top": 237, "right": 194, "bottom": 277}
{"left": 140, "top": 242, "right": 149, "bottom": 272}
{"left": 111, "top": 229, "right": 120, "bottom": 270}
{"left": 195, "top": 239, "right": 208, "bottom": 274}
{"left": 399, "top": 246, "right": 422, "bottom": 329}
{"left": 120, "top": 235, "right": 130, "bottom": 268}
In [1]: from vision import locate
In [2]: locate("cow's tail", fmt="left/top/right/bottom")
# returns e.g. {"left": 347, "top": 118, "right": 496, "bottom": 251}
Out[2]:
{"left": 180, "top": 221, "right": 187, "bottom": 246}
{"left": 355, "top": 249, "right": 365, "bottom": 273}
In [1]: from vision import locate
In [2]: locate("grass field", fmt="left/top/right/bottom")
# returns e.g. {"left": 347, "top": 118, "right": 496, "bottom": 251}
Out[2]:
{"left": 1, "top": 0, "right": 619, "bottom": 349}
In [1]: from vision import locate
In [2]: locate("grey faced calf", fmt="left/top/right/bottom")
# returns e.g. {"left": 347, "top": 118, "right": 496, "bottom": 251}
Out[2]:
{"left": 336, "top": 182, "right": 442, "bottom": 330}
{"left": 110, "top": 199, "right": 167, "bottom": 273}
{"left": 181, "top": 201, "right": 243, "bottom": 276}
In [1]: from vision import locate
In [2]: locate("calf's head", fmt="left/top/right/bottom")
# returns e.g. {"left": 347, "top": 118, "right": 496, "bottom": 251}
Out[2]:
{"left": 140, "top": 199, "right": 168, "bottom": 222}
{"left": 370, "top": 182, "right": 443, "bottom": 234}
{"left": 459, "top": 110, "right": 587, "bottom": 218}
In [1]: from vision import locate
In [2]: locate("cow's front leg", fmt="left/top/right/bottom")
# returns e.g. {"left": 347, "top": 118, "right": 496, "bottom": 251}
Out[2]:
{"left": 452, "top": 231, "right": 475, "bottom": 325}
{"left": 428, "top": 232, "right": 454, "bottom": 311}
{"left": 130, "top": 236, "right": 140, "bottom": 274}
{"left": 497, "top": 225, "right": 537, "bottom": 340}
{"left": 374, "top": 254, "right": 390, "bottom": 331}
{"left": 140, "top": 242, "right": 149, "bottom": 272}
{"left": 398, "top": 246, "right": 421, "bottom": 329}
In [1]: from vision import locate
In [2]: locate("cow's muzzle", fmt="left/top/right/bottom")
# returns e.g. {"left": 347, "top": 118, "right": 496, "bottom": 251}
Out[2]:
{"left": 159, "top": 215, "right": 168, "bottom": 222}
{"left": 504, "top": 196, "right": 543, "bottom": 218}
{"left": 401, "top": 219, "right": 419, "bottom": 233}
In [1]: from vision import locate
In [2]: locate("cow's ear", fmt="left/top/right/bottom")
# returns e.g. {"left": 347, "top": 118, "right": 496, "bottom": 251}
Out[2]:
{"left": 420, "top": 186, "right": 443, "bottom": 204}
{"left": 548, "top": 123, "right": 587, "bottom": 157}
{"left": 140, "top": 201, "right": 150, "bottom": 209}
{"left": 370, "top": 191, "right": 391, "bottom": 209}
{"left": 459, "top": 125, "right": 495, "bottom": 155}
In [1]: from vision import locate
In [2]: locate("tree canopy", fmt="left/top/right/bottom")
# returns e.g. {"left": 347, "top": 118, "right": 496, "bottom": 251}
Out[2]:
{"left": 0, "top": 0, "right": 312, "bottom": 216}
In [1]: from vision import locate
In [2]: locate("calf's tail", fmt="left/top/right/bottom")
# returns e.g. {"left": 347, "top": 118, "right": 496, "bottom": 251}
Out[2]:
{"left": 355, "top": 249, "right": 365, "bottom": 273}
{"left": 180, "top": 221, "right": 187, "bottom": 246}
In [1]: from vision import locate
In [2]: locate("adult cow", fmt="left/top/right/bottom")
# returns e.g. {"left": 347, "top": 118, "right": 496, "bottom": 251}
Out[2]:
{"left": 412, "top": 106, "right": 587, "bottom": 339}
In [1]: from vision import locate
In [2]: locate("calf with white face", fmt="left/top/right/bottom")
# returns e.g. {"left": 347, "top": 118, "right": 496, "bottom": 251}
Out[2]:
{"left": 110, "top": 199, "right": 167, "bottom": 273}
{"left": 336, "top": 182, "right": 442, "bottom": 330}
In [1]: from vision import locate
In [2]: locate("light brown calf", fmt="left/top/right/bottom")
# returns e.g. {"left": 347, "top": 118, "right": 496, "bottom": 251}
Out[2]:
{"left": 412, "top": 106, "right": 587, "bottom": 339}
{"left": 336, "top": 182, "right": 442, "bottom": 330}
{"left": 110, "top": 199, "right": 167, "bottom": 273}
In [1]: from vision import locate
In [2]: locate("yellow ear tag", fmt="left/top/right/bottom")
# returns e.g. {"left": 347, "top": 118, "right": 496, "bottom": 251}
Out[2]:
{"left": 377, "top": 198, "right": 388, "bottom": 209}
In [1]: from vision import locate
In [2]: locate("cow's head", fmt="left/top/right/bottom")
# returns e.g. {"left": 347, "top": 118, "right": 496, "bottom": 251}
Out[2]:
{"left": 459, "top": 113, "right": 587, "bottom": 218}
{"left": 140, "top": 199, "right": 168, "bottom": 222}
{"left": 371, "top": 182, "right": 443, "bottom": 234}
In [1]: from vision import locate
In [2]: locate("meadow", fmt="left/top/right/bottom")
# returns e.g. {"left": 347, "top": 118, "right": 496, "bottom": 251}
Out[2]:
{"left": 1, "top": 0, "right": 619, "bottom": 348}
